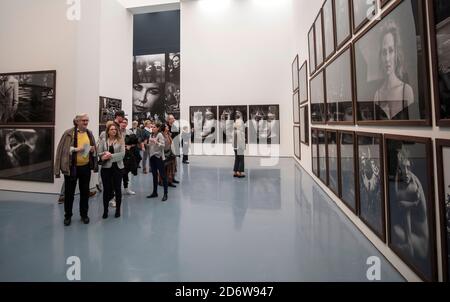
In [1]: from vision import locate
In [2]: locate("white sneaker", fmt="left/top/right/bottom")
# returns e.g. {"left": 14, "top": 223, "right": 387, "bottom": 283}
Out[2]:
{"left": 125, "top": 188, "right": 136, "bottom": 195}
{"left": 109, "top": 198, "right": 116, "bottom": 208}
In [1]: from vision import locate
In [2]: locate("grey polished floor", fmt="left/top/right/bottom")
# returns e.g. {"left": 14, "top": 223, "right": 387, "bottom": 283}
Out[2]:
{"left": 0, "top": 157, "right": 404, "bottom": 282}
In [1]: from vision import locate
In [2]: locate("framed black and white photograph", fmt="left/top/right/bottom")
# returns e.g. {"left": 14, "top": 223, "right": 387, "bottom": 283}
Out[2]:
{"left": 356, "top": 132, "right": 385, "bottom": 241}
{"left": 326, "top": 46, "right": 354, "bottom": 124}
{"left": 134, "top": 54, "right": 165, "bottom": 84}
{"left": 312, "top": 128, "right": 319, "bottom": 177}
{"left": 293, "top": 90, "right": 300, "bottom": 124}
{"left": 292, "top": 55, "right": 299, "bottom": 92}
{"left": 354, "top": 0, "right": 431, "bottom": 125}
{"left": 308, "top": 26, "right": 316, "bottom": 75}
{"left": 436, "top": 139, "right": 450, "bottom": 281}
{"left": 164, "top": 82, "right": 180, "bottom": 120}
{"left": 299, "top": 61, "right": 308, "bottom": 105}
{"left": 323, "top": 0, "right": 336, "bottom": 60}
{"left": 318, "top": 129, "right": 327, "bottom": 185}
{"left": 327, "top": 130, "right": 339, "bottom": 195}
{"left": 248, "top": 105, "right": 280, "bottom": 145}
{"left": 352, "top": 0, "right": 378, "bottom": 33}
{"left": 99, "top": 96, "right": 122, "bottom": 124}
{"left": 0, "top": 70, "right": 56, "bottom": 125}
{"left": 430, "top": 0, "right": 450, "bottom": 127}
{"left": 294, "top": 126, "right": 300, "bottom": 160}
{"left": 218, "top": 105, "right": 248, "bottom": 144}
{"left": 315, "top": 10, "right": 325, "bottom": 69}
{"left": 339, "top": 131, "right": 356, "bottom": 212}
{"left": 300, "top": 105, "right": 309, "bottom": 145}
{"left": 310, "top": 71, "right": 326, "bottom": 124}
{"left": 99, "top": 124, "right": 106, "bottom": 136}
{"left": 335, "top": 0, "right": 352, "bottom": 49}
{"left": 385, "top": 135, "right": 436, "bottom": 281}
{"left": 0, "top": 127, "right": 54, "bottom": 183}
{"left": 166, "top": 53, "right": 180, "bottom": 85}
{"left": 189, "top": 106, "right": 218, "bottom": 144}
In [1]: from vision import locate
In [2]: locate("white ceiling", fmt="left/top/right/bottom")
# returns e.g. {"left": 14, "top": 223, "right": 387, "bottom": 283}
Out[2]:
{"left": 116, "top": 0, "right": 180, "bottom": 14}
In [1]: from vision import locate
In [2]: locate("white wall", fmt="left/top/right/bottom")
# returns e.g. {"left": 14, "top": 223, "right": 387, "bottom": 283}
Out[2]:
{"left": 292, "top": 0, "right": 450, "bottom": 281}
{"left": 181, "top": 0, "right": 294, "bottom": 156}
{"left": 0, "top": 0, "right": 133, "bottom": 194}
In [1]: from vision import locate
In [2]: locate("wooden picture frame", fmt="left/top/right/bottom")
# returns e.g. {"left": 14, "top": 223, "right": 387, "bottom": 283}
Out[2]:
{"left": 318, "top": 128, "right": 328, "bottom": 185}
{"left": 353, "top": 0, "right": 431, "bottom": 126}
{"left": 436, "top": 139, "right": 450, "bottom": 282}
{"left": 323, "top": 0, "right": 337, "bottom": 61}
{"left": 326, "top": 129, "right": 339, "bottom": 196}
{"left": 300, "top": 105, "right": 310, "bottom": 145}
{"left": 311, "top": 128, "right": 319, "bottom": 177}
{"left": 294, "top": 126, "right": 301, "bottom": 160}
{"left": 308, "top": 26, "right": 317, "bottom": 76}
{"left": 314, "top": 9, "right": 325, "bottom": 70}
{"left": 310, "top": 70, "right": 327, "bottom": 124}
{"left": 384, "top": 134, "right": 437, "bottom": 282}
{"left": 299, "top": 61, "right": 309, "bottom": 105}
{"left": 335, "top": 0, "right": 352, "bottom": 51}
{"left": 429, "top": 0, "right": 450, "bottom": 127}
{"left": 352, "top": 0, "right": 378, "bottom": 34}
{"left": 293, "top": 90, "right": 300, "bottom": 124}
{"left": 338, "top": 130, "right": 357, "bottom": 213}
{"left": 356, "top": 131, "right": 386, "bottom": 242}
{"left": 292, "top": 54, "right": 299, "bottom": 92}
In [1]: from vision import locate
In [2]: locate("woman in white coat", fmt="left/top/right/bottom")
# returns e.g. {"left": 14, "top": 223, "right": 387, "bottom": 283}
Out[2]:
{"left": 233, "top": 110, "right": 246, "bottom": 178}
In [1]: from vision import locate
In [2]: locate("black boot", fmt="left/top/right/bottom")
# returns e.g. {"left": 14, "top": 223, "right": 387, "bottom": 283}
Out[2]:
{"left": 115, "top": 202, "right": 121, "bottom": 218}
{"left": 147, "top": 192, "right": 158, "bottom": 198}
{"left": 162, "top": 194, "right": 168, "bottom": 202}
{"left": 102, "top": 211, "right": 108, "bottom": 219}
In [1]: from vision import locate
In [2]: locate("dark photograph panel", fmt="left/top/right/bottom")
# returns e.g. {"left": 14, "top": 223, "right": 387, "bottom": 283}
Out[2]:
{"left": 0, "top": 71, "right": 55, "bottom": 125}
{"left": 0, "top": 128, "right": 53, "bottom": 183}
{"left": 164, "top": 82, "right": 180, "bottom": 120}
{"left": 315, "top": 11, "right": 324, "bottom": 67}
{"left": 437, "top": 141, "right": 450, "bottom": 280}
{"left": 99, "top": 96, "right": 122, "bottom": 124}
{"left": 294, "top": 126, "right": 300, "bottom": 160}
{"left": 357, "top": 134, "right": 384, "bottom": 238}
{"left": 310, "top": 71, "right": 326, "bottom": 124}
{"left": 308, "top": 27, "right": 316, "bottom": 75}
{"left": 323, "top": 0, "right": 335, "bottom": 59}
{"left": 218, "top": 105, "right": 248, "bottom": 144}
{"left": 312, "top": 129, "right": 319, "bottom": 177}
{"left": 248, "top": 105, "right": 280, "bottom": 145}
{"left": 300, "top": 105, "right": 309, "bottom": 145}
{"left": 134, "top": 54, "right": 165, "bottom": 84}
{"left": 352, "top": 0, "right": 378, "bottom": 31}
{"left": 339, "top": 132, "right": 356, "bottom": 211}
{"left": 292, "top": 55, "right": 299, "bottom": 92}
{"left": 166, "top": 52, "right": 180, "bottom": 85}
{"left": 386, "top": 137, "right": 435, "bottom": 281}
{"left": 299, "top": 61, "right": 308, "bottom": 104}
{"left": 335, "top": 0, "right": 351, "bottom": 47}
{"left": 432, "top": 0, "right": 450, "bottom": 124}
{"left": 293, "top": 90, "right": 300, "bottom": 124}
{"left": 326, "top": 47, "right": 353, "bottom": 122}
{"left": 190, "top": 106, "right": 218, "bottom": 144}
{"left": 327, "top": 131, "right": 339, "bottom": 194}
{"left": 318, "top": 129, "right": 327, "bottom": 184}
{"left": 355, "top": 0, "right": 429, "bottom": 123}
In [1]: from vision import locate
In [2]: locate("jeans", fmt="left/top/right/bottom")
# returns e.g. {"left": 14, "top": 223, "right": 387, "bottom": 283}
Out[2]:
{"left": 64, "top": 164, "right": 91, "bottom": 219}
{"left": 150, "top": 156, "right": 168, "bottom": 195}
{"left": 101, "top": 166, "right": 123, "bottom": 213}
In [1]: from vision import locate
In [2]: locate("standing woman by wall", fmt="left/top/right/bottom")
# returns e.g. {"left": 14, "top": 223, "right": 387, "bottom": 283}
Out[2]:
{"left": 233, "top": 110, "right": 246, "bottom": 178}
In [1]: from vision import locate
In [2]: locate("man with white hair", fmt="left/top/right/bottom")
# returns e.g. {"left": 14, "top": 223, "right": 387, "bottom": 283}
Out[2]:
{"left": 54, "top": 113, "right": 98, "bottom": 226}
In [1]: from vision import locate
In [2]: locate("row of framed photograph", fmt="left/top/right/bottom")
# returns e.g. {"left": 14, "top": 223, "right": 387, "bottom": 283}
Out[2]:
{"left": 310, "top": 128, "right": 450, "bottom": 282}
{"left": 306, "top": 0, "right": 450, "bottom": 127}
{"left": 293, "top": 105, "right": 310, "bottom": 161}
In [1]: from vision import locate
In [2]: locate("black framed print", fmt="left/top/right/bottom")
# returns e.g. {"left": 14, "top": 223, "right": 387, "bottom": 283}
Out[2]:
{"left": 430, "top": 0, "right": 450, "bottom": 127}
{"left": 326, "top": 46, "right": 354, "bottom": 124}
{"left": 218, "top": 106, "right": 248, "bottom": 144}
{"left": 99, "top": 96, "right": 122, "bottom": 124}
{"left": 318, "top": 129, "right": 327, "bottom": 185}
{"left": 356, "top": 132, "right": 385, "bottom": 241}
{"left": 312, "top": 128, "right": 319, "bottom": 177}
{"left": 0, "top": 127, "right": 54, "bottom": 183}
{"left": 292, "top": 55, "right": 299, "bottom": 92}
{"left": 248, "top": 105, "right": 280, "bottom": 145}
{"left": 315, "top": 10, "right": 325, "bottom": 69}
{"left": 335, "top": 0, "right": 352, "bottom": 49}
{"left": 354, "top": 0, "right": 431, "bottom": 126}
{"left": 300, "top": 105, "right": 309, "bottom": 145}
{"left": 327, "top": 130, "right": 339, "bottom": 195}
{"left": 309, "top": 26, "right": 316, "bottom": 75}
{"left": 352, "top": 0, "right": 379, "bottom": 33}
{"left": 293, "top": 90, "right": 300, "bottom": 124}
{"left": 190, "top": 106, "right": 218, "bottom": 144}
{"left": 310, "top": 71, "right": 326, "bottom": 124}
{"left": 299, "top": 61, "right": 308, "bottom": 105}
{"left": 323, "top": 0, "right": 336, "bottom": 60}
{"left": 385, "top": 135, "right": 436, "bottom": 281}
{"left": 339, "top": 131, "right": 356, "bottom": 212}
{"left": 294, "top": 126, "right": 300, "bottom": 160}
{"left": 0, "top": 70, "right": 56, "bottom": 125}
{"left": 436, "top": 139, "right": 450, "bottom": 281}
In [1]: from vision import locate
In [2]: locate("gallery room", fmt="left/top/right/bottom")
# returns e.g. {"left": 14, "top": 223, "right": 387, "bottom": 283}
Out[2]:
{"left": 0, "top": 0, "right": 449, "bottom": 284}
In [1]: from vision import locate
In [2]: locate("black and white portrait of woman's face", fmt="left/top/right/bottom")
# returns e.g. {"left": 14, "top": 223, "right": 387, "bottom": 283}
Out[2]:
{"left": 133, "top": 83, "right": 161, "bottom": 113}
{"left": 381, "top": 32, "right": 396, "bottom": 77}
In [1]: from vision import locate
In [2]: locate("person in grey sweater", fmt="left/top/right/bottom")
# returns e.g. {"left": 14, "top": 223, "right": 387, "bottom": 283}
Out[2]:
{"left": 146, "top": 121, "right": 168, "bottom": 202}
{"left": 98, "top": 122, "right": 125, "bottom": 218}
